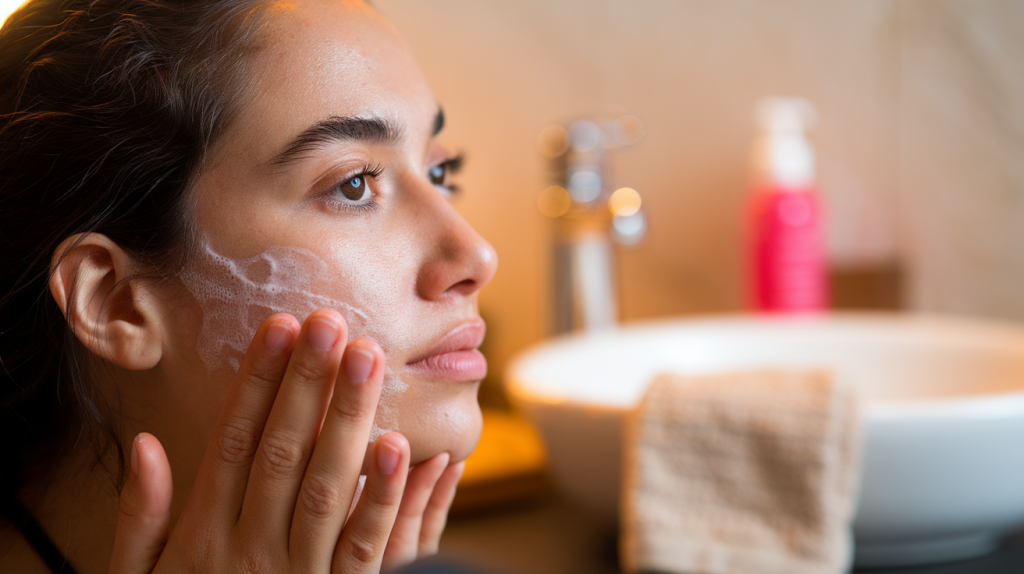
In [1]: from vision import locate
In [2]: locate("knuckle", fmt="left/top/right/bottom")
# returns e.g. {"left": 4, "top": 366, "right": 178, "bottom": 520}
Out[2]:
{"left": 328, "top": 393, "right": 372, "bottom": 426}
{"left": 258, "top": 433, "right": 308, "bottom": 478}
{"left": 242, "top": 367, "right": 282, "bottom": 392}
{"left": 237, "top": 549, "right": 273, "bottom": 574}
{"left": 300, "top": 473, "right": 343, "bottom": 520}
{"left": 215, "top": 417, "right": 261, "bottom": 467}
{"left": 343, "top": 531, "right": 382, "bottom": 566}
{"left": 365, "top": 480, "right": 402, "bottom": 509}
{"left": 289, "top": 357, "right": 330, "bottom": 385}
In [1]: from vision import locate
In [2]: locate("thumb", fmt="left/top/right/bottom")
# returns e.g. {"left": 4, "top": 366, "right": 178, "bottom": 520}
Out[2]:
{"left": 109, "top": 433, "right": 172, "bottom": 574}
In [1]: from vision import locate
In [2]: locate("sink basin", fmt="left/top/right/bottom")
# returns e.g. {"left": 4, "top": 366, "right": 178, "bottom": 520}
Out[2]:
{"left": 506, "top": 313, "right": 1024, "bottom": 567}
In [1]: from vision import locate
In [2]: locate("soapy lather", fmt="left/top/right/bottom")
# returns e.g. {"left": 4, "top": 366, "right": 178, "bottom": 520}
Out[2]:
{"left": 181, "top": 239, "right": 406, "bottom": 440}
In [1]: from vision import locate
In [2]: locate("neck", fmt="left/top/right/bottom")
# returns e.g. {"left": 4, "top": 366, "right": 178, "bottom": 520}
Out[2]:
{"left": 17, "top": 445, "right": 120, "bottom": 574}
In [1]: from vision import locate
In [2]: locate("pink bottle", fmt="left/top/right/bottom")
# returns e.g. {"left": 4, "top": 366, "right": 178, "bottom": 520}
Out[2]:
{"left": 747, "top": 98, "right": 828, "bottom": 312}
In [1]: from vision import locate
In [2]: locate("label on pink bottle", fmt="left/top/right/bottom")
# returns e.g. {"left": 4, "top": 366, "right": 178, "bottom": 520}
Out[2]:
{"left": 749, "top": 188, "right": 828, "bottom": 312}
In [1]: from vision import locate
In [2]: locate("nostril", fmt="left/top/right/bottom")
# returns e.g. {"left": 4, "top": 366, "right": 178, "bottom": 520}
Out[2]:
{"left": 444, "top": 278, "right": 477, "bottom": 297}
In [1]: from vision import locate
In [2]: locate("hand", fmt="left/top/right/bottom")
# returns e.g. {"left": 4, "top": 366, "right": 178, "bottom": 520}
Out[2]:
{"left": 108, "top": 309, "right": 464, "bottom": 573}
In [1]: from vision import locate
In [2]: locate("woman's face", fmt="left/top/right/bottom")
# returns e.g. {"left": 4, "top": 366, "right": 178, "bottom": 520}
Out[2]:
{"left": 167, "top": 0, "right": 496, "bottom": 465}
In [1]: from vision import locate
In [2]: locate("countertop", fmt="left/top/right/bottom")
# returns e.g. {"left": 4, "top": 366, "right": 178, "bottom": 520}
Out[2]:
{"left": 437, "top": 494, "right": 1024, "bottom": 574}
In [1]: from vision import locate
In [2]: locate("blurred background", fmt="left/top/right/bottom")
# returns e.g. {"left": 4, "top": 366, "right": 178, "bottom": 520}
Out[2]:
{"left": 374, "top": 0, "right": 1024, "bottom": 410}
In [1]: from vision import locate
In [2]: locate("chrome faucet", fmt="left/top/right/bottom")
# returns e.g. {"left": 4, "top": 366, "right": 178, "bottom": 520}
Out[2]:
{"left": 538, "top": 117, "right": 646, "bottom": 334}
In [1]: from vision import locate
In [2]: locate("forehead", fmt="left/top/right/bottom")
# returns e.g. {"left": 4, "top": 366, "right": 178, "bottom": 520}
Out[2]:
{"left": 220, "top": 0, "right": 436, "bottom": 163}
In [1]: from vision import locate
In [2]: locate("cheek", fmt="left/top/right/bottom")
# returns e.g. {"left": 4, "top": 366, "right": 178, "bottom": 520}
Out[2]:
{"left": 180, "top": 239, "right": 420, "bottom": 440}
{"left": 317, "top": 243, "right": 412, "bottom": 351}
{"left": 156, "top": 290, "right": 229, "bottom": 424}
{"left": 181, "top": 241, "right": 371, "bottom": 370}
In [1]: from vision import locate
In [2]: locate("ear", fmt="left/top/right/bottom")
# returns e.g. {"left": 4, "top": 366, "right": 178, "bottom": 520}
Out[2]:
{"left": 49, "top": 233, "right": 164, "bottom": 370}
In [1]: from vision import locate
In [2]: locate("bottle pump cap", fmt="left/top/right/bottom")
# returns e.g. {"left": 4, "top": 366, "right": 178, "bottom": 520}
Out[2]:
{"left": 753, "top": 97, "right": 817, "bottom": 189}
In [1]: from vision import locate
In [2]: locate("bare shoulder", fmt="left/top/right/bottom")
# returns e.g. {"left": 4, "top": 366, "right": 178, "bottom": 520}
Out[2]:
{"left": 0, "top": 519, "right": 51, "bottom": 574}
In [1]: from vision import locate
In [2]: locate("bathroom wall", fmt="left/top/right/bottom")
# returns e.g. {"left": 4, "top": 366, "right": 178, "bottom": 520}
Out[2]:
{"left": 374, "top": 0, "right": 1024, "bottom": 389}
{"left": 898, "top": 0, "right": 1024, "bottom": 318}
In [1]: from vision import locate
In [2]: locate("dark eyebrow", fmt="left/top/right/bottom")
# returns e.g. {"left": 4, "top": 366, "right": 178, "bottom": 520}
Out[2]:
{"left": 432, "top": 107, "right": 444, "bottom": 137}
{"left": 270, "top": 116, "right": 400, "bottom": 166}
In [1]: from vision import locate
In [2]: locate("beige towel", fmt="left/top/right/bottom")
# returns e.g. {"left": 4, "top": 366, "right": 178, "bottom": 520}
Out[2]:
{"left": 621, "top": 370, "right": 862, "bottom": 574}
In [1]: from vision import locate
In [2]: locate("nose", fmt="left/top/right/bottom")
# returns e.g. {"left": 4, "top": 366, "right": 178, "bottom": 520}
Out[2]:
{"left": 416, "top": 197, "right": 498, "bottom": 302}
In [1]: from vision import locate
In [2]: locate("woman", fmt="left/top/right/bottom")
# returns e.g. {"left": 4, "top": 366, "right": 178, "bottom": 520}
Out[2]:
{"left": 0, "top": 0, "right": 497, "bottom": 572}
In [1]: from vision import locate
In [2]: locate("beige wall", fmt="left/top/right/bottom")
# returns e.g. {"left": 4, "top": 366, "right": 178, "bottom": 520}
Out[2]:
{"left": 374, "top": 0, "right": 1024, "bottom": 386}
{"left": 899, "top": 0, "right": 1024, "bottom": 318}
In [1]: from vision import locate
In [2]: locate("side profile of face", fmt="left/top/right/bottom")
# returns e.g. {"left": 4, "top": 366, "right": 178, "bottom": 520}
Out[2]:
{"left": 155, "top": 0, "right": 497, "bottom": 468}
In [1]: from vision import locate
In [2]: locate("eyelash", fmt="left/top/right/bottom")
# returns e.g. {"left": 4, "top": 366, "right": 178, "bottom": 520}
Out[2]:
{"left": 323, "top": 163, "right": 384, "bottom": 213}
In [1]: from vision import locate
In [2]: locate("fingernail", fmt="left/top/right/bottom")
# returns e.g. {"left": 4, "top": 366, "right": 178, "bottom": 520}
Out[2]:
{"left": 265, "top": 322, "right": 291, "bottom": 354}
{"left": 308, "top": 318, "right": 339, "bottom": 352}
{"left": 345, "top": 347, "right": 374, "bottom": 385}
{"left": 131, "top": 435, "right": 141, "bottom": 478}
{"left": 378, "top": 442, "right": 401, "bottom": 476}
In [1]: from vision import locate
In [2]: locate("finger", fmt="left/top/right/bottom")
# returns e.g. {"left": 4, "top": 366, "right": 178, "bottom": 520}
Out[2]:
{"left": 109, "top": 433, "right": 172, "bottom": 574}
{"left": 381, "top": 452, "right": 450, "bottom": 566}
{"left": 418, "top": 461, "right": 465, "bottom": 556}
{"left": 334, "top": 433, "right": 410, "bottom": 574}
{"left": 189, "top": 314, "right": 299, "bottom": 522}
{"left": 290, "top": 337, "right": 385, "bottom": 570}
{"left": 241, "top": 309, "right": 348, "bottom": 538}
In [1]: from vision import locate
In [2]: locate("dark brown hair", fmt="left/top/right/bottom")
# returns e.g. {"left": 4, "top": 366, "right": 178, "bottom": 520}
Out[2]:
{"left": 0, "top": 0, "right": 268, "bottom": 500}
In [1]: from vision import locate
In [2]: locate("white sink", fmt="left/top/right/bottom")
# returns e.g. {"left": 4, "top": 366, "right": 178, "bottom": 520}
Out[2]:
{"left": 506, "top": 313, "right": 1024, "bottom": 567}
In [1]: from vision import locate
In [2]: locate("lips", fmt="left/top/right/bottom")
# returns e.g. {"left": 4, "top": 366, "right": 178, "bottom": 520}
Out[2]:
{"left": 406, "top": 320, "right": 487, "bottom": 381}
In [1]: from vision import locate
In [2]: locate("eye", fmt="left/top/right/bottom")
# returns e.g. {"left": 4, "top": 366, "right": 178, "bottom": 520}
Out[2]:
{"left": 340, "top": 175, "right": 370, "bottom": 202}
{"left": 429, "top": 153, "right": 464, "bottom": 194}
{"left": 429, "top": 164, "right": 448, "bottom": 187}
{"left": 326, "top": 164, "right": 383, "bottom": 210}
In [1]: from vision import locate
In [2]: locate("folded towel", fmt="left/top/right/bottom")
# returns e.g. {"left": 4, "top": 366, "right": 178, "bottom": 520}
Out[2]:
{"left": 621, "top": 370, "right": 862, "bottom": 574}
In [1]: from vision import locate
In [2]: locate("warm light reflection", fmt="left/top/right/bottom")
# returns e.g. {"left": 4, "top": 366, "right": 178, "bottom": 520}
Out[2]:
{"left": 0, "top": 0, "right": 27, "bottom": 26}
{"left": 609, "top": 187, "right": 642, "bottom": 216}
{"left": 538, "top": 185, "right": 571, "bottom": 218}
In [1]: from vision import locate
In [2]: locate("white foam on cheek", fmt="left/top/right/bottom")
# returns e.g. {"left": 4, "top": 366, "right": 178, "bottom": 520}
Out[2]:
{"left": 181, "top": 240, "right": 407, "bottom": 438}
{"left": 371, "top": 371, "right": 404, "bottom": 442}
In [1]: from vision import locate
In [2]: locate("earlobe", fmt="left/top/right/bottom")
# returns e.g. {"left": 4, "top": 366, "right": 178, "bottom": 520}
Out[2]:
{"left": 49, "top": 233, "right": 164, "bottom": 370}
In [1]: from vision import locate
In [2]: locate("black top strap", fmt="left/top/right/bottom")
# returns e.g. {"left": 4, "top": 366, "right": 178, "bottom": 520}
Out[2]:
{"left": 1, "top": 496, "right": 79, "bottom": 574}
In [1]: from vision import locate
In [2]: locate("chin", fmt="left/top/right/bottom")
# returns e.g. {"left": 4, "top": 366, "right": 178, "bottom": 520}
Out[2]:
{"left": 398, "top": 381, "right": 483, "bottom": 465}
